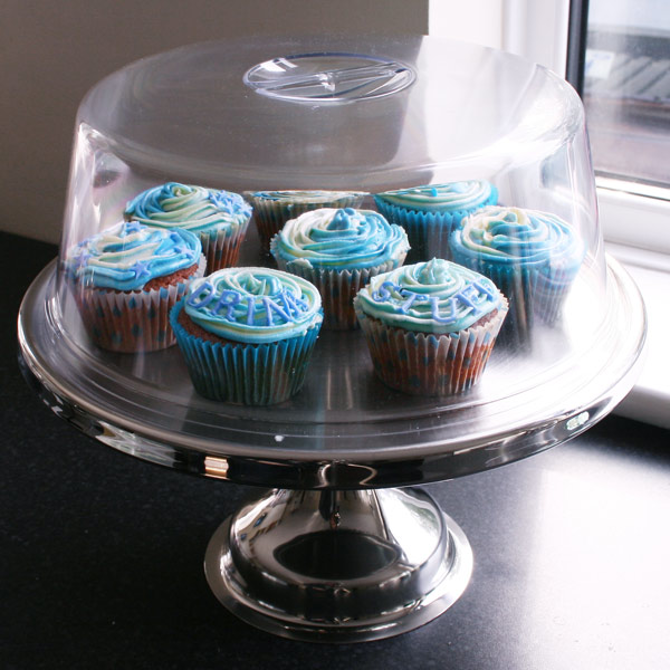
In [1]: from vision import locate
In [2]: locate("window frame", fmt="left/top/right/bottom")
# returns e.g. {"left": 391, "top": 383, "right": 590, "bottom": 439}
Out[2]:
{"left": 500, "top": 0, "right": 670, "bottom": 255}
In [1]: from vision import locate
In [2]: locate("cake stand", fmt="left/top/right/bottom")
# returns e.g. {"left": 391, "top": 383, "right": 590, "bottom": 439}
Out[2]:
{"left": 17, "top": 34, "right": 648, "bottom": 642}
{"left": 18, "top": 251, "right": 645, "bottom": 643}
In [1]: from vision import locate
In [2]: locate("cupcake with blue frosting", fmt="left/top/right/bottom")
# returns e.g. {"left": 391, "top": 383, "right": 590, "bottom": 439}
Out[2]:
{"left": 67, "top": 221, "right": 205, "bottom": 352}
{"left": 170, "top": 267, "right": 323, "bottom": 405}
{"left": 243, "top": 190, "right": 367, "bottom": 255}
{"left": 450, "top": 206, "right": 584, "bottom": 339}
{"left": 271, "top": 207, "right": 410, "bottom": 329}
{"left": 354, "top": 258, "right": 508, "bottom": 395}
{"left": 374, "top": 180, "right": 498, "bottom": 262}
{"left": 124, "top": 182, "right": 252, "bottom": 272}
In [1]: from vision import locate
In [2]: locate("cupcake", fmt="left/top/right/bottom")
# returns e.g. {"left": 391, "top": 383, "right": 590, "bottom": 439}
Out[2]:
{"left": 124, "top": 182, "right": 252, "bottom": 272}
{"left": 373, "top": 180, "right": 498, "bottom": 262}
{"left": 67, "top": 221, "right": 205, "bottom": 353}
{"left": 270, "top": 207, "right": 410, "bottom": 329}
{"left": 243, "top": 190, "right": 367, "bottom": 255}
{"left": 170, "top": 267, "right": 323, "bottom": 405}
{"left": 354, "top": 259, "right": 508, "bottom": 395}
{"left": 450, "top": 206, "right": 584, "bottom": 340}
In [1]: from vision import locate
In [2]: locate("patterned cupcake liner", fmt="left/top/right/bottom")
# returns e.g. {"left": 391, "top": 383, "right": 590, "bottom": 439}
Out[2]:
{"left": 249, "top": 194, "right": 367, "bottom": 254}
{"left": 199, "top": 221, "right": 249, "bottom": 273}
{"left": 74, "top": 257, "right": 206, "bottom": 353}
{"left": 275, "top": 256, "right": 407, "bottom": 330}
{"left": 374, "top": 196, "right": 497, "bottom": 263}
{"left": 170, "top": 300, "right": 321, "bottom": 405}
{"left": 355, "top": 298, "right": 508, "bottom": 396}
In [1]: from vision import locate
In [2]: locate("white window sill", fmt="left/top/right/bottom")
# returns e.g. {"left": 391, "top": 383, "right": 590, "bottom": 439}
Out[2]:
{"left": 607, "top": 242, "right": 670, "bottom": 430}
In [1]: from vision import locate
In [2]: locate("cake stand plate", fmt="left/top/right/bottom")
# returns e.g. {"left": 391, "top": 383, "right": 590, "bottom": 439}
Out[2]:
{"left": 18, "top": 256, "right": 645, "bottom": 641}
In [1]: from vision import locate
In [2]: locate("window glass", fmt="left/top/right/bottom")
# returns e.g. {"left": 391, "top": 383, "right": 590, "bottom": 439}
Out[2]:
{"left": 583, "top": 0, "right": 670, "bottom": 187}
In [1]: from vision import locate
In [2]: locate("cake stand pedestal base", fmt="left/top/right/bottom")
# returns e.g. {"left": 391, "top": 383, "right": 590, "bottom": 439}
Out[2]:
{"left": 204, "top": 487, "right": 473, "bottom": 642}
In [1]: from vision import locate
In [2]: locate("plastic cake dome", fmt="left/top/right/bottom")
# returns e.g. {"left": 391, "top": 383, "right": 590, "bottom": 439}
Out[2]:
{"left": 19, "top": 35, "right": 645, "bottom": 486}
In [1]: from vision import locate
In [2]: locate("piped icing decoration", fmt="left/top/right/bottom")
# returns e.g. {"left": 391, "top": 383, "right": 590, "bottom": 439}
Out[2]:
{"left": 374, "top": 181, "right": 497, "bottom": 212}
{"left": 124, "top": 182, "right": 251, "bottom": 234}
{"left": 184, "top": 267, "right": 323, "bottom": 344}
{"left": 271, "top": 208, "right": 410, "bottom": 270}
{"left": 453, "top": 206, "right": 583, "bottom": 268}
{"left": 69, "top": 221, "right": 202, "bottom": 291}
{"left": 355, "top": 259, "right": 503, "bottom": 333}
{"left": 244, "top": 190, "right": 368, "bottom": 204}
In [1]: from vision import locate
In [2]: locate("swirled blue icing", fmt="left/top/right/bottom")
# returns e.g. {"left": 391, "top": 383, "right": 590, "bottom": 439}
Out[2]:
{"left": 184, "top": 267, "right": 323, "bottom": 344}
{"left": 68, "top": 221, "right": 202, "bottom": 291}
{"left": 354, "top": 258, "right": 503, "bottom": 333}
{"left": 124, "top": 182, "right": 251, "bottom": 234}
{"left": 374, "top": 181, "right": 497, "bottom": 213}
{"left": 271, "top": 208, "right": 409, "bottom": 270}
{"left": 451, "top": 206, "right": 584, "bottom": 272}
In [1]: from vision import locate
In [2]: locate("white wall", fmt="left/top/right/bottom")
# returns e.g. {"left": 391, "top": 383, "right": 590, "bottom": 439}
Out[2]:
{"left": 429, "top": 0, "right": 504, "bottom": 49}
{"left": 429, "top": 0, "right": 569, "bottom": 75}
{"left": 1, "top": 0, "right": 429, "bottom": 243}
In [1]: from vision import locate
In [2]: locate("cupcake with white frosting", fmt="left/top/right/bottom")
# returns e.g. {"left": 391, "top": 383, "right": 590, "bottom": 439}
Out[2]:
{"left": 271, "top": 207, "right": 409, "bottom": 329}
{"left": 125, "top": 182, "right": 252, "bottom": 272}
{"left": 67, "top": 221, "right": 205, "bottom": 352}
{"left": 354, "top": 258, "right": 507, "bottom": 395}
{"left": 374, "top": 180, "right": 497, "bottom": 262}
{"left": 170, "top": 266, "right": 323, "bottom": 405}
{"left": 450, "top": 206, "right": 584, "bottom": 339}
{"left": 243, "top": 190, "right": 368, "bottom": 255}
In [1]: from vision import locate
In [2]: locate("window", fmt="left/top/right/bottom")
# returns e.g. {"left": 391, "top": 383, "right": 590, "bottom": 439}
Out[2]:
{"left": 578, "top": 0, "right": 670, "bottom": 187}
{"left": 564, "top": 0, "right": 670, "bottom": 254}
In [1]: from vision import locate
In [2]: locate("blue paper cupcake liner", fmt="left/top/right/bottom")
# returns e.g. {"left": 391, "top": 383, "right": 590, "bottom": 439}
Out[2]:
{"left": 451, "top": 247, "right": 579, "bottom": 344}
{"left": 533, "top": 265, "right": 580, "bottom": 325}
{"left": 374, "top": 191, "right": 497, "bottom": 263}
{"left": 275, "top": 256, "right": 407, "bottom": 330}
{"left": 449, "top": 250, "right": 539, "bottom": 346}
{"left": 170, "top": 300, "right": 321, "bottom": 405}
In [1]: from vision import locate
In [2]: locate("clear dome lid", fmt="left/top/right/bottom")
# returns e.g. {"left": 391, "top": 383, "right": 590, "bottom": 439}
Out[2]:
{"left": 63, "top": 36, "right": 598, "bottom": 229}
{"left": 20, "top": 35, "right": 644, "bottom": 486}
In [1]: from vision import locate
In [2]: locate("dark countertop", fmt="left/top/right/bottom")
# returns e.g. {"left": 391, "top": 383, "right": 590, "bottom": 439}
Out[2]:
{"left": 3, "top": 232, "right": 669, "bottom": 669}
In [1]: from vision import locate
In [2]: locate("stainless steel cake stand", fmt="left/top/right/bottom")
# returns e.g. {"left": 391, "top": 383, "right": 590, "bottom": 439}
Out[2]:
{"left": 204, "top": 488, "right": 472, "bottom": 642}
{"left": 18, "top": 258, "right": 646, "bottom": 642}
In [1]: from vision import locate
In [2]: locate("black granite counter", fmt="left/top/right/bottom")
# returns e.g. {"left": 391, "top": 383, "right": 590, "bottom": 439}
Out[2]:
{"left": 3, "top": 232, "right": 669, "bottom": 669}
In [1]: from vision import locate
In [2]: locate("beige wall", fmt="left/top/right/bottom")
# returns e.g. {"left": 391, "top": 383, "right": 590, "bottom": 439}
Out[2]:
{"left": 2, "top": 0, "right": 428, "bottom": 244}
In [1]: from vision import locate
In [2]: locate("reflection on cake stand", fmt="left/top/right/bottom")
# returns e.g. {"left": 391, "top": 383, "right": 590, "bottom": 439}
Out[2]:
{"left": 18, "top": 256, "right": 645, "bottom": 642}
